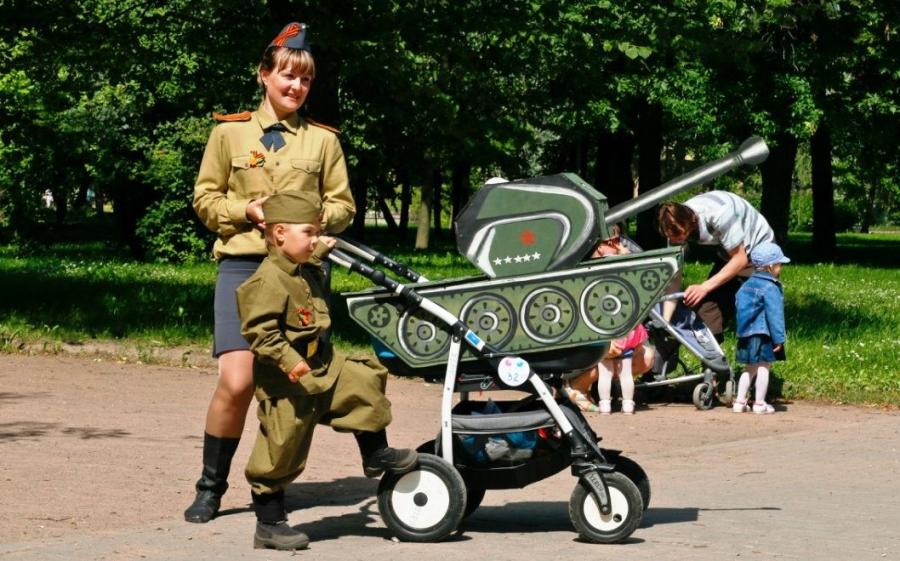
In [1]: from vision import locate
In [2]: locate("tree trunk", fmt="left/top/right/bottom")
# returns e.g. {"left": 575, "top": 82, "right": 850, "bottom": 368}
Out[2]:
{"left": 450, "top": 162, "right": 471, "bottom": 236}
{"left": 415, "top": 173, "right": 433, "bottom": 250}
{"left": 431, "top": 168, "right": 443, "bottom": 239}
{"left": 810, "top": 123, "right": 837, "bottom": 259}
{"left": 398, "top": 167, "right": 411, "bottom": 242}
{"left": 635, "top": 102, "right": 663, "bottom": 249}
{"left": 760, "top": 133, "right": 798, "bottom": 245}
{"left": 350, "top": 172, "right": 367, "bottom": 238}
{"left": 861, "top": 175, "right": 881, "bottom": 234}
{"left": 594, "top": 131, "right": 634, "bottom": 208}
{"left": 375, "top": 193, "right": 399, "bottom": 234}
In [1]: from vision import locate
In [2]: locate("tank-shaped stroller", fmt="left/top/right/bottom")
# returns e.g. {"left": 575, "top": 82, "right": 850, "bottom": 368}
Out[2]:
{"left": 327, "top": 138, "right": 769, "bottom": 543}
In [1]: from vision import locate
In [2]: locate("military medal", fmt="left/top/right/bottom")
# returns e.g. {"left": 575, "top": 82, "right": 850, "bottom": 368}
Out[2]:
{"left": 249, "top": 150, "right": 266, "bottom": 167}
{"left": 297, "top": 305, "right": 313, "bottom": 326}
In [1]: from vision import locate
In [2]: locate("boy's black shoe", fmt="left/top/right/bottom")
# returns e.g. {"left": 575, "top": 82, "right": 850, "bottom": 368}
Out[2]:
{"left": 362, "top": 446, "right": 418, "bottom": 478}
{"left": 253, "top": 521, "right": 310, "bottom": 550}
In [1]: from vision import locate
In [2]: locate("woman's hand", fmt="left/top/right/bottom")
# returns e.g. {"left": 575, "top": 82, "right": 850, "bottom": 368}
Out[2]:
{"left": 245, "top": 196, "right": 270, "bottom": 231}
{"left": 773, "top": 343, "right": 783, "bottom": 353}
{"left": 287, "top": 360, "right": 311, "bottom": 383}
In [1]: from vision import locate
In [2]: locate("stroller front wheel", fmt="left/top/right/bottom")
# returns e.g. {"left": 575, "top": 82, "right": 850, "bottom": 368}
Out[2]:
{"left": 377, "top": 453, "right": 466, "bottom": 542}
{"left": 569, "top": 471, "right": 643, "bottom": 543}
{"left": 692, "top": 382, "right": 715, "bottom": 410}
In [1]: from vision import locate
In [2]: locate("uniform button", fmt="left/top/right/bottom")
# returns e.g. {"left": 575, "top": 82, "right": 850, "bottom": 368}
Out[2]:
{"left": 276, "top": 161, "right": 280, "bottom": 166}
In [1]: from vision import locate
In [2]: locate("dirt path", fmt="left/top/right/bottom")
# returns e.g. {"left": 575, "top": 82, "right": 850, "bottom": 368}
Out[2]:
{"left": 1, "top": 354, "right": 898, "bottom": 560}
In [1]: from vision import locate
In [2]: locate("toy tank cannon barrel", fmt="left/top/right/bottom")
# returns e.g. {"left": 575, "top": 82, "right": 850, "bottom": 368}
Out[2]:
{"left": 604, "top": 136, "right": 769, "bottom": 225}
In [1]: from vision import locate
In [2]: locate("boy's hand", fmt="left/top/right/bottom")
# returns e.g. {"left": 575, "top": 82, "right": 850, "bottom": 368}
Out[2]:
{"left": 287, "top": 360, "right": 311, "bottom": 383}
{"left": 773, "top": 344, "right": 783, "bottom": 352}
{"left": 319, "top": 236, "right": 337, "bottom": 249}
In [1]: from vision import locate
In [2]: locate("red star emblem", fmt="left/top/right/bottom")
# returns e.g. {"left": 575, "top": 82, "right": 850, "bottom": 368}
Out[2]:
{"left": 520, "top": 229, "right": 536, "bottom": 246}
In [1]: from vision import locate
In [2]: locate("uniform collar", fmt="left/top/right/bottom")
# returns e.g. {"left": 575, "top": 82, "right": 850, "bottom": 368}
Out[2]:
{"left": 268, "top": 248, "right": 301, "bottom": 276}
{"left": 255, "top": 103, "right": 302, "bottom": 135}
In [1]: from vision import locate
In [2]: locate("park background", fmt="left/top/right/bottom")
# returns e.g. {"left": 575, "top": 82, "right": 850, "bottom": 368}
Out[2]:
{"left": 1, "top": 1, "right": 897, "bottom": 405}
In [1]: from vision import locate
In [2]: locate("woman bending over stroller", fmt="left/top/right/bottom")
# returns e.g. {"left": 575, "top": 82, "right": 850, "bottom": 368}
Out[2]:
{"left": 565, "top": 226, "right": 654, "bottom": 415}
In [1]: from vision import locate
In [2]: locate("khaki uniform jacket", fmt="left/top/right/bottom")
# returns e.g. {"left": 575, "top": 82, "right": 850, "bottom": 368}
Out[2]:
{"left": 236, "top": 245, "right": 345, "bottom": 400}
{"left": 193, "top": 106, "right": 355, "bottom": 260}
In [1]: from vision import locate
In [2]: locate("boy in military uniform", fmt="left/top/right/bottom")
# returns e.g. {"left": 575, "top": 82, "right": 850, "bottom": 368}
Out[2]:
{"left": 236, "top": 190, "right": 417, "bottom": 550}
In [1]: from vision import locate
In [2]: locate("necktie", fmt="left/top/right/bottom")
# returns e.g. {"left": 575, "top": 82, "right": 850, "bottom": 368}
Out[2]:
{"left": 260, "top": 123, "right": 287, "bottom": 152}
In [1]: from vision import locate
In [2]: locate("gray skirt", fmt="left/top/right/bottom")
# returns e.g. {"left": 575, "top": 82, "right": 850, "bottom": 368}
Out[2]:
{"left": 213, "top": 257, "right": 264, "bottom": 357}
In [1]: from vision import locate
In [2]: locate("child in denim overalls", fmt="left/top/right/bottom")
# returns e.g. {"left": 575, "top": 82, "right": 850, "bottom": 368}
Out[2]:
{"left": 733, "top": 242, "right": 789, "bottom": 414}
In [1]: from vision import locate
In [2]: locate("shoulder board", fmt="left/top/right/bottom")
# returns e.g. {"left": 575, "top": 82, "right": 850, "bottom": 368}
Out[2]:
{"left": 212, "top": 111, "right": 252, "bottom": 122}
{"left": 306, "top": 117, "right": 340, "bottom": 134}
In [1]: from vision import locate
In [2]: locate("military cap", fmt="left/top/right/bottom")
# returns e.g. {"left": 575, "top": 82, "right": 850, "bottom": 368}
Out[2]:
{"left": 263, "top": 190, "right": 322, "bottom": 225}
{"left": 269, "top": 22, "right": 310, "bottom": 51}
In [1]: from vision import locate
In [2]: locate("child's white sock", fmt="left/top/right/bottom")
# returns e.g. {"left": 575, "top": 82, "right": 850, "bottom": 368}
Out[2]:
{"left": 597, "top": 361, "right": 614, "bottom": 401}
{"left": 619, "top": 358, "right": 634, "bottom": 401}
{"left": 754, "top": 364, "right": 770, "bottom": 404}
{"left": 736, "top": 371, "right": 751, "bottom": 403}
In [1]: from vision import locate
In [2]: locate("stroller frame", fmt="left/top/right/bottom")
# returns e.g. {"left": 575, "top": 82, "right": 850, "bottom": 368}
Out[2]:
{"left": 635, "top": 293, "right": 736, "bottom": 409}
{"left": 330, "top": 239, "right": 648, "bottom": 544}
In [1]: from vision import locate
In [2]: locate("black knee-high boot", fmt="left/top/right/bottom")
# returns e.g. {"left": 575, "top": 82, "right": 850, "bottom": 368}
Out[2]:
{"left": 184, "top": 433, "right": 240, "bottom": 523}
{"left": 354, "top": 430, "right": 418, "bottom": 478}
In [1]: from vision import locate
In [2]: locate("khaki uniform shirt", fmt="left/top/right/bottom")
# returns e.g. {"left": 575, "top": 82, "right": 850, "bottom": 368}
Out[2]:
{"left": 193, "top": 106, "right": 356, "bottom": 260}
{"left": 236, "top": 244, "right": 344, "bottom": 399}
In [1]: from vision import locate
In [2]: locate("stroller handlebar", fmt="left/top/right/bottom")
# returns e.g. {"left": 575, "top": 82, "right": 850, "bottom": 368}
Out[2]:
{"left": 335, "top": 237, "right": 428, "bottom": 283}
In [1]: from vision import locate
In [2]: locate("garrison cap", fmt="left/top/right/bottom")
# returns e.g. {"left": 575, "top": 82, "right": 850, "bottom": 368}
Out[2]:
{"left": 263, "top": 190, "right": 322, "bottom": 225}
{"left": 269, "top": 22, "right": 310, "bottom": 51}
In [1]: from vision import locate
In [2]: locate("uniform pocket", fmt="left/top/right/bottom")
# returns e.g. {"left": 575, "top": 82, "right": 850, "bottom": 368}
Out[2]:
{"left": 291, "top": 158, "right": 322, "bottom": 174}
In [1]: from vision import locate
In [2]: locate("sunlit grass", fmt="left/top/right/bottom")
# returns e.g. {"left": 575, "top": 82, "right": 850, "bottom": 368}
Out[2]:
{"left": 1, "top": 231, "right": 898, "bottom": 405}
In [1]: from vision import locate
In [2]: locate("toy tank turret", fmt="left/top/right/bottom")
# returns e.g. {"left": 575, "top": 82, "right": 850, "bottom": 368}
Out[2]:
{"left": 343, "top": 138, "right": 769, "bottom": 372}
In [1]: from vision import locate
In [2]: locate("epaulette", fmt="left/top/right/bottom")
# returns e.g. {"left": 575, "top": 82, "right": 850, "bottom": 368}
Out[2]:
{"left": 306, "top": 117, "right": 340, "bottom": 134}
{"left": 212, "top": 111, "right": 252, "bottom": 122}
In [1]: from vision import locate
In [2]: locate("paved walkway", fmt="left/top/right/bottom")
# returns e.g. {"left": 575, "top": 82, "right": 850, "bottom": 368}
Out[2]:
{"left": 1, "top": 354, "right": 898, "bottom": 560}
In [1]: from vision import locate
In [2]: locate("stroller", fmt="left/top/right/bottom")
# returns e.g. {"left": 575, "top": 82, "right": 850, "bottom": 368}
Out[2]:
{"left": 327, "top": 138, "right": 768, "bottom": 543}
{"left": 634, "top": 293, "right": 736, "bottom": 410}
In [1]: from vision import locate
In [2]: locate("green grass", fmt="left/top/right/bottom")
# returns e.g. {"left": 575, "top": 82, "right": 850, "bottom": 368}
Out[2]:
{"left": 1, "top": 229, "right": 898, "bottom": 406}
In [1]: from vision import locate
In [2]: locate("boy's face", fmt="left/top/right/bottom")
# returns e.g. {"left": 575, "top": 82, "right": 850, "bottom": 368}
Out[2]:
{"left": 278, "top": 222, "right": 320, "bottom": 263}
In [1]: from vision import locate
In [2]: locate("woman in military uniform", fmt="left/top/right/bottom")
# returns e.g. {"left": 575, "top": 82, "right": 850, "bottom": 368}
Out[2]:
{"left": 185, "top": 22, "right": 355, "bottom": 524}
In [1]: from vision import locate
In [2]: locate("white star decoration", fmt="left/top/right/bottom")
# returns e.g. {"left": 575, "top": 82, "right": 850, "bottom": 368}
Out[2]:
{"left": 492, "top": 253, "right": 543, "bottom": 267}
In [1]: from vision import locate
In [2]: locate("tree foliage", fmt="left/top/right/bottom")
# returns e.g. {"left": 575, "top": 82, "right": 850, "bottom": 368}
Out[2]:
{"left": 1, "top": 0, "right": 896, "bottom": 260}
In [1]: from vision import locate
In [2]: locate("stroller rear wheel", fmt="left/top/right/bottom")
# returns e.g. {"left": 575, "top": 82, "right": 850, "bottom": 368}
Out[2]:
{"left": 612, "top": 455, "right": 651, "bottom": 509}
{"left": 462, "top": 479, "right": 486, "bottom": 518}
{"left": 377, "top": 453, "right": 466, "bottom": 542}
{"left": 569, "top": 471, "right": 643, "bottom": 543}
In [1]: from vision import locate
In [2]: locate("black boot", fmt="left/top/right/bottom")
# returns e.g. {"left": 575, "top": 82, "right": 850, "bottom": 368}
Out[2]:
{"left": 252, "top": 491, "right": 309, "bottom": 550}
{"left": 183, "top": 433, "right": 240, "bottom": 523}
{"left": 355, "top": 430, "right": 418, "bottom": 478}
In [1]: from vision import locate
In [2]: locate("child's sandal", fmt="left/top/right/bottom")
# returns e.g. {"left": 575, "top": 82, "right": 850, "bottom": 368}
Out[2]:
{"left": 566, "top": 387, "right": 600, "bottom": 413}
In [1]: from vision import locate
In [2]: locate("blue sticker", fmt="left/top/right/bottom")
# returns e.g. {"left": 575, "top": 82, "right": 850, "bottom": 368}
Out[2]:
{"left": 465, "top": 331, "right": 483, "bottom": 347}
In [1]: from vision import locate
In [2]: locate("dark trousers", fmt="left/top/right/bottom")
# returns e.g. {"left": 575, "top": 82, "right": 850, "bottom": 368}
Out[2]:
{"left": 696, "top": 260, "right": 753, "bottom": 340}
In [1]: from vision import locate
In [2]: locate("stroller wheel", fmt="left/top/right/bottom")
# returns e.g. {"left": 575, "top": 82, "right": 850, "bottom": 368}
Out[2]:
{"left": 612, "top": 455, "right": 651, "bottom": 509}
{"left": 692, "top": 382, "right": 715, "bottom": 410}
{"left": 569, "top": 471, "right": 643, "bottom": 544}
{"left": 462, "top": 478, "right": 486, "bottom": 518}
{"left": 377, "top": 453, "right": 466, "bottom": 542}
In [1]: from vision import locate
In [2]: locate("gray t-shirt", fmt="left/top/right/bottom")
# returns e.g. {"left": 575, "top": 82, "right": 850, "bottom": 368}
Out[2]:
{"left": 685, "top": 191, "right": 774, "bottom": 256}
